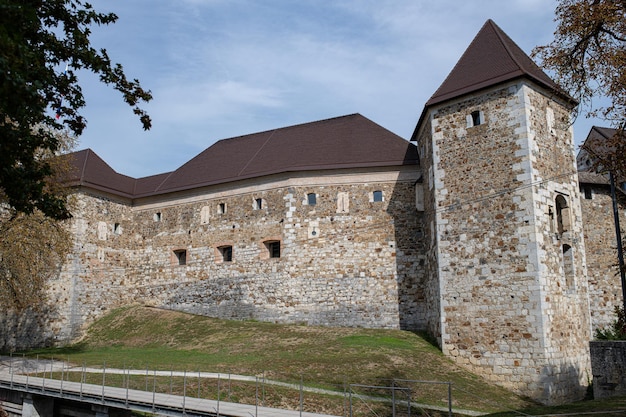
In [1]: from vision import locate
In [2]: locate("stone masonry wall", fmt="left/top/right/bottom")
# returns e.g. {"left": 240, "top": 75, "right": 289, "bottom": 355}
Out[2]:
{"left": 414, "top": 116, "right": 442, "bottom": 341}
{"left": 524, "top": 86, "right": 591, "bottom": 402}
{"left": 422, "top": 80, "right": 590, "bottom": 404}
{"left": 580, "top": 184, "right": 626, "bottom": 333}
{"left": 48, "top": 168, "right": 425, "bottom": 342}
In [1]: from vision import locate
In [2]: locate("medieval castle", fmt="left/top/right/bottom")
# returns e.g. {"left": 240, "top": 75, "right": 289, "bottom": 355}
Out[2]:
{"left": 30, "top": 20, "right": 626, "bottom": 405}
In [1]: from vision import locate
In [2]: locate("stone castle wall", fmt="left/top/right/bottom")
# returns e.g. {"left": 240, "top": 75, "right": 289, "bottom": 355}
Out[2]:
{"left": 47, "top": 167, "right": 425, "bottom": 342}
{"left": 418, "top": 81, "right": 591, "bottom": 404}
{"left": 580, "top": 183, "right": 626, "bottom": 333}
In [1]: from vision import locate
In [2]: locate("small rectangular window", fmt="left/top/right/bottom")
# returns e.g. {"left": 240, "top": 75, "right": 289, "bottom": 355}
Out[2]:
{"left": 154, "top": 212, "right": 162, "bottom": 222}
{"left": 255, "top": 198, "right": 263, "bottom": 210}
{"left": 265, "top": 241, "right": 281, "bottom": 258}
{"left": 174, "top": 249, "right": 187, "bottom": 265}
{"left": 583, "top": 186, "right": 592, "bottom": 200}
{"left": 373, "top": 190, "right": 383, "bottom": 202}
{"left": 218, "top": 203, "right": 226, "bottom": 214}
{"left": 113, "top": 223, "right": 122, "bottom": 235}
{"left": 218, "top": 245, "right": 233, "bottom": 262}
{"left": 307, "top": 193, "right": 316, "bottom": 206}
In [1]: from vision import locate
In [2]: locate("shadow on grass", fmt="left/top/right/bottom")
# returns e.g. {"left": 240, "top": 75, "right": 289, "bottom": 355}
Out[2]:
{"left": 483, "top": 394, "right": 626, "bottom": 416}
{"left": 18, "top": 342, "right": 88, "bottom": 356}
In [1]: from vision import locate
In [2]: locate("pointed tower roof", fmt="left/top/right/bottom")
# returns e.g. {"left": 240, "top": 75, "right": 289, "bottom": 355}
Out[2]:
{"left": 427, "top": 19, "right": 573, "bottom": 107}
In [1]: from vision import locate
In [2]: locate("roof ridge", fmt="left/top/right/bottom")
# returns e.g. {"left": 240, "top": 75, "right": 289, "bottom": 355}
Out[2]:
{"left": 489, "top": 19, "right": 526, "bottom": 77}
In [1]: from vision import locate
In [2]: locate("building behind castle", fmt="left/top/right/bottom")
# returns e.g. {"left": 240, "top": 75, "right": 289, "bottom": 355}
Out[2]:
{"left": 9, "top": 20, "right": 626, "bottom": 405}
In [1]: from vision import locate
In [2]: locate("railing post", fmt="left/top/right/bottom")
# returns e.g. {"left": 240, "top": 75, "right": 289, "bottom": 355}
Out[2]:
{"left": 299, "top": 374, "right": 303, "bottom": 417}
{"left": 152, "top": 368, "right": 156, "bottom": 412}
{"left": 216, "top": 373, "right": 220, "bottom": 416}
{"left": 9, "top": 352, "right": 13, "bottom": 389}
{"left": 392, "top": 380, "right": 395, "bottom": 417}
{"left": 448, "top": 382, "right": 453, "bottom": 417}
{"left": 182, "top": 370, "right": 187, "bottom": 414}
{"left": 169, "top": 366, "right": 173, "bottom": 395}
{"left": 80, "top": 361, "right": 85, "bottom": 399}
{"left": 41, "top": 357, "right": 46, "bottom": 392}
{"left": 101, "top": 361, "right": 106, "bottom": 403}
{"left": 126, "top": 367, "right": 129, "bottom": 407}
{"left": 349, "top": 385, "right": 353, "bottom": 417}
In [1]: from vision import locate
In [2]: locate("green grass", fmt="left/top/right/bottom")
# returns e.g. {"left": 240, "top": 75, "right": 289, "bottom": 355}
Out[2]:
{"left": 16, "top": 305, "right": 625, "bottom": 416}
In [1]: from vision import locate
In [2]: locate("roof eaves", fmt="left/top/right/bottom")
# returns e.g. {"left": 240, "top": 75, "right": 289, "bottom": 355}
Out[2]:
{"left": 135, "top": 159, "right": 418, "bottom": 199}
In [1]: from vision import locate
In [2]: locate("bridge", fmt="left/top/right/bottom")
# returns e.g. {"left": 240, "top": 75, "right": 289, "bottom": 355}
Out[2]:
{"left": 0, "top": 358, "right": 339, "bottom": 417}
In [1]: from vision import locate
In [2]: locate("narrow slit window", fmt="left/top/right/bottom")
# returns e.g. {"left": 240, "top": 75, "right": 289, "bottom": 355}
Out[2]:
{"left": 255, "top": 198, "right": 263, "bottom": 210}
{"left": 154, "top": 212, "right": 162, "bottom": 222}
{"left": 113, "top": 223, "right": 122, "bottom": 235}
{"left": 471, "top": 110, "right": 481, "bottom": 126}
{"left": 218, "top": 203, "right": 227, "bottom": 214}
{"left": 562, "top": 244, "right": 574, "bottom": 289}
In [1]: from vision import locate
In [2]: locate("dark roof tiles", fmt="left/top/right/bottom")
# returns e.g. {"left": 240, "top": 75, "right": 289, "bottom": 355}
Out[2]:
{"left": 62, "top": 149, "right": 136, "bottom": 197}
{"left": 65, "top": 114, "right": 418, "bottom": 199}
{"left": 427, "top": 19, "right": 572, "bottom": 107}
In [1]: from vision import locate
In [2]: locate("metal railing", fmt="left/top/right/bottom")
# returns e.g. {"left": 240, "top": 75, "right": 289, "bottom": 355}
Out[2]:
{"left": 0, "top": 354, "right": 461, "bottom": 417}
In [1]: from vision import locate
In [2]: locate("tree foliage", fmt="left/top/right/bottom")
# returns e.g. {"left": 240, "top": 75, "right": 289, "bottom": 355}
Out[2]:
{"left": 0, "top": 0, "right": 152, "bottom": 219}
{"left": 0, "top": 129, "right": 75, "bottom": 311}
{"left": 0, "top": 209, "right": 72, "bottom": 312}
{"left": 534, "top": 0, "right": 625, "bottom": 124}
{"left": 534, "top": 0, "right": 625, "bottom": 177}
{"left": 595, "top": 306, "right": 626, "bottom": 339}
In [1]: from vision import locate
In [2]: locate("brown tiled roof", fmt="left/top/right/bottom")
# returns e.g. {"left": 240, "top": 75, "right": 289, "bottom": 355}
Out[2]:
{"left": 427, "top": 20, "right": 572, "bottom": 106}
{"left": 577, "top": 171, "right": 609, "bottom": 185}
{"left": 579, "top": 126, "right": 621, "bottom": 163}
{"left": 65, "top": 114, "right": 418, "bottom": 199}
{"left": 62, "top": 149, "right": 137, "bottom": 198}
{"left": 411, "top": 20, "right": 574, "bottom": 141}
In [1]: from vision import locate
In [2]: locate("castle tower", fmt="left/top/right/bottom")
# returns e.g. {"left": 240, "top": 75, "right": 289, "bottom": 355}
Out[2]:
{"left": 412, "top": 20, "right": 591, "bottom": 404}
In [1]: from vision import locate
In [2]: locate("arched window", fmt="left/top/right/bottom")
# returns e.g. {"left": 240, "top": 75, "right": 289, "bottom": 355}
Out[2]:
{"left": 555, "top": 195, "right": 570, "bottom": 234}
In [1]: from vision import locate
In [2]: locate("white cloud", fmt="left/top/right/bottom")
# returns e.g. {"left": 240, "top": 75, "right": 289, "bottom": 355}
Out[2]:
{"left": 75, "top": 0, "right": 600, "bottom": 177}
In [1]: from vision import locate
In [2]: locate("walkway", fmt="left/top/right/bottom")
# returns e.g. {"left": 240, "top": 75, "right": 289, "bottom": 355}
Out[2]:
{"left": 0, "top": 357, "right": 483, "bottom": 416}
{"left": 0, "top": 358, "right": 339, "bottom": 417}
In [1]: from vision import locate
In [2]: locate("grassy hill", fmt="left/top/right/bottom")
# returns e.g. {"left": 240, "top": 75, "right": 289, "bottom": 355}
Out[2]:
{"left": 28, "top": 305, "right": 622, "bottom": 416}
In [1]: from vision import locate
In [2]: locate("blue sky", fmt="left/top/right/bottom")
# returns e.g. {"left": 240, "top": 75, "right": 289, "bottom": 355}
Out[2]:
{"left": 76, "top": 0, "right": 605, "bottom": 178}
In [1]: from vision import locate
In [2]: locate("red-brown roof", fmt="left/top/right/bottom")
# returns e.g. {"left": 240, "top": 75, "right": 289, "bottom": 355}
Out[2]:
{"left": 427, "top": 19, "right": 572, "bottom": 106}
{"left": 63, "top": 149, "right": 138, "bottom": 198}
{"left": 65, "top": 114, "right": 418, "bottom": 199}
{"left": 411, "top": 20, "right": 574, "bottom": 141}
